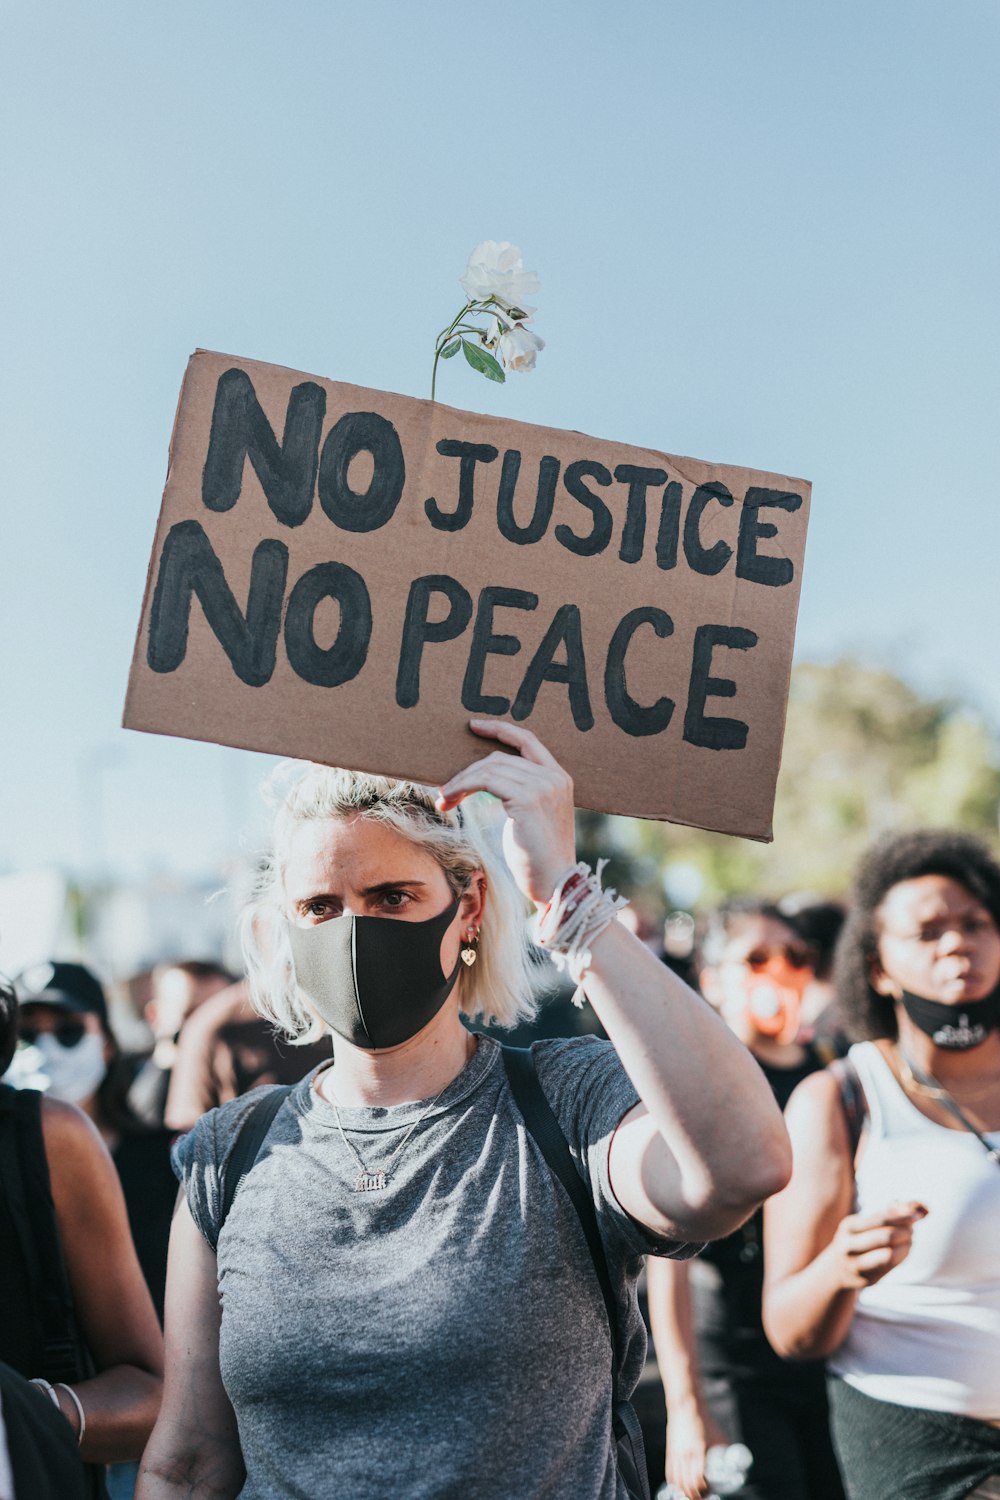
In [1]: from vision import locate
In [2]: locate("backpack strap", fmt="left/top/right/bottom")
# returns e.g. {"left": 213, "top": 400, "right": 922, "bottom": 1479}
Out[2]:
{"left": 501, "top": 1047, "right": 621, "bottom": 1383}
{"left": 829, "top": 1053, "right": 869, "bottom": 1162}
{"left": 218, "top": 1085, "right": 292, "bottom": 1231}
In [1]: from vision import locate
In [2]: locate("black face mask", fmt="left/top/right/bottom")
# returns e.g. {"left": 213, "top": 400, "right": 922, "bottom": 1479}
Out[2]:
{"left": 899, "top": 987, "right": 1000, "bottom": 1050}
{"left": 287, "top": 898, "right": 463, "bottom": 1049}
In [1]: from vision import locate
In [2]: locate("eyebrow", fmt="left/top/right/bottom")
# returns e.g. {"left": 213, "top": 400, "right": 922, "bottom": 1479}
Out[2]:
{"left": 294, "top": 879, "right": 431, "bottom": 908}
{"left": 888, "top": 900, "right": 987, "bottom": 931}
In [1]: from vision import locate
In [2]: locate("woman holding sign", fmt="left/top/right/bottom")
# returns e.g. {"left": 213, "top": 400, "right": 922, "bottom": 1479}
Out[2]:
{"left": 137, "top": 721, "right": 790, "bottom": 1500}
{"left": 762, "top": 831, "right": 1000, "bottom": 1500}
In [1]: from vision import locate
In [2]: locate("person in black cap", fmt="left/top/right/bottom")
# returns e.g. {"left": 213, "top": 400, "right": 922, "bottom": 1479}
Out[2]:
{"left": 7, "top": 962, "right": 113, "bottom": 1108}
{"left": 8, "top": 962, "right": 178, "bottom": 1325}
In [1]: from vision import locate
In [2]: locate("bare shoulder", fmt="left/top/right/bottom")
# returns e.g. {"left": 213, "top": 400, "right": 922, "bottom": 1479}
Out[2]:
{"left": 40, "top": 1095, "right": 121, "bottom": 1209}
{"left": 40, "top": 1094, "right": 108, "bottom": 1159}
{"left": 783, "top": 1068, "right": 852, "bottom": 1157}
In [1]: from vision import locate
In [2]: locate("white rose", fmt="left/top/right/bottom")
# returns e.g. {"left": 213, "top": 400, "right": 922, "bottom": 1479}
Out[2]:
{"left": 497, "top": 323, "right": 545, "bottom": 372}
{"left": 460, "top": 240, "right": 541, "bottom": 309}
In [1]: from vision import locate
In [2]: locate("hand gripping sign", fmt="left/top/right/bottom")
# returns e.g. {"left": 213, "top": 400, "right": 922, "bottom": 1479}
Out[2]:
{"left": 124, "top": 352, "right": 810, "bottom": 838}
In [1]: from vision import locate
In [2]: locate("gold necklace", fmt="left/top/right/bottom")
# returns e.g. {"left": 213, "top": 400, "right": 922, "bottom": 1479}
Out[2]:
{"left": 896, "top": 1051, "right": 998, "bottom": 1102}
{"left": 327, "top": 1080, "right": 449, "bottom": 1193}
{"left": 897, "top": 1048, "right": 1000, "bottom": 1166}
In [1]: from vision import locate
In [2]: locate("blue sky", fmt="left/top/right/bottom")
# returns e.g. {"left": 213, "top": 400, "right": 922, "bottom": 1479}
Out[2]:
{"left": 3, "top": 0, "right": 998, "bottom": 879}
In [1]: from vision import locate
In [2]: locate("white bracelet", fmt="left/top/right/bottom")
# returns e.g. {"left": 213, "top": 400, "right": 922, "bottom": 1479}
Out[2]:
{"left": 535, "top": 859, "right": 629, "bottom": 997}
{"left": 54, "top": 1383, "right": 86, "bottom": 1446}
{"left": 29, "top": 1377, "right": 60, "bottom": 1408}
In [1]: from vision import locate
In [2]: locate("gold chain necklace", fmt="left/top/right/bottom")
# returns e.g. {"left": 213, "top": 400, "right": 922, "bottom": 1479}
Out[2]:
{"left": 328, "top": 1081, "right": 449, "bottom": 1193}
{"left": 897, "top": 1048, "right": 1000, "bottom": 1167}
{"left": 897, "top": 1051, "right": 999, "bottom": 1102}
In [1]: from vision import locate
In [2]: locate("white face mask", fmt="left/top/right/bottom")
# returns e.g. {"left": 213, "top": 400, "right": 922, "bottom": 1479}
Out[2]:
{"left": 4, "top": 1031, "right": 108, "bottom": 1103}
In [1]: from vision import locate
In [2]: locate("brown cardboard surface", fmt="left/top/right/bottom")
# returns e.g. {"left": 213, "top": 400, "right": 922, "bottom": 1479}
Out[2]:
{"left": 123, "top": 351, "right": 811, "bottom": 838}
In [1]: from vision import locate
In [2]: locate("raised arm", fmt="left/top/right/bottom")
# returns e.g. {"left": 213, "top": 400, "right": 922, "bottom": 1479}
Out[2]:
{"left": 437, "top": 720, "right": 791, "bottom": 1243}
{"left": 164, "top": 982, "right": 248, "bottom": 1131}
{"left": 136, "top": 1199, "right": 245, "bottom": 1500}
{"left": 761, "top": 1070, "right": 926, "bottom": 1360}
{"left": 43, "top": 1097, "right": 163, "bottom": 1461}
{"left": 647, "top": 1256, "right": 728, "bottom": 1500}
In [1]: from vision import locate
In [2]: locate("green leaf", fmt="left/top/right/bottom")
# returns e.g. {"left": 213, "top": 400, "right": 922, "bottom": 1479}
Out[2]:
{"left": 462, "top": 339, "right": 505, "bottom": 383}
{"left": 439, "top": 339, "right": 461, "bottom": 359}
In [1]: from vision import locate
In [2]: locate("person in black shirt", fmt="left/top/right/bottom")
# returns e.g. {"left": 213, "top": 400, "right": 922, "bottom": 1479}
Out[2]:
{"left": 0, "top": 974, "right": 162, "bottom": 1484}
{"left": 649, "top": 900, "right": 845, "bottom": 1500}
{"left": 8, "top": 962, "right": 177, "bottom": 1324}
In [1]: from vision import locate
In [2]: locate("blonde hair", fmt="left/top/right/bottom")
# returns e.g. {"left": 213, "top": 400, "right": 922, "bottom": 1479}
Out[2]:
{"left": 240, "top": 764, "right": 537, "bottom": 1042}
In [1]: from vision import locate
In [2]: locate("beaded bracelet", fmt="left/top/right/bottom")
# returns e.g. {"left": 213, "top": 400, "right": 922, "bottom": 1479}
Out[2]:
{"left": 535, "top": 859, "right": 628, "bottom": 998}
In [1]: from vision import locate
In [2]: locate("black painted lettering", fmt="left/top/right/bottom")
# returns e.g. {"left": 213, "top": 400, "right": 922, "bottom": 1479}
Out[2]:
{"left": 512, "top": 604, "right": 594, "bottom": 730}
{"left": 147, "top": 519, "right": 287, "bottom": 687}
{"left": 683, "top": 481, "right": 734, "bottom": 576}
{"left": 201, "top": 368, "right": 326, "bottom": 527}
{"left": 683, "top": 623, "right": 759, "bottom": 750}
{"left": 605, "top": 607, "right": 675, "bottom": 736}
{"left": 614, "top": 465, "right": 668, "bottom": 564}
{"left": 496, "top": 451, "right": 560, "bottom": 545}
{"left": 655, "top": 481, "right": 684, "bottom": 571}
{"left": 554, "top": 460, "right": 614, "bottom": 556}
{"left": 736, "top": 488, "right": 803, "bottom": 587}
{"left": 396, "top": 575, "right": 473, "bottom": 709}
{"left": 461, "top": 586, "right": 538, "bottom": 716}
{"left": 318, "top": 412, "right": 406, "bottom": 533}
{"left": 283, "top": 562, "right": 372, "bottom": 688}
{"left": 425, "top": 440, "right": 499, "bottom": 531}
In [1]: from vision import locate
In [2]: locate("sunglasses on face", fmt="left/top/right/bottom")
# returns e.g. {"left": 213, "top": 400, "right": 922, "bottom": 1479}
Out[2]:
{"left": 743, "top": 945, "right": 815, "bottom": 971}
{"left": 18, "top": 1020, "right": 88, "bottom": 1048}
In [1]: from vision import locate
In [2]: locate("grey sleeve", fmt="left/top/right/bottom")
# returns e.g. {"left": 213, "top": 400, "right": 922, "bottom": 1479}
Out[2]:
{"left": 170, "top": 1091, "right": 264, "bottom": 1252}
{"left": 532, "top": 1036, "right": 702, "bottom": 1262}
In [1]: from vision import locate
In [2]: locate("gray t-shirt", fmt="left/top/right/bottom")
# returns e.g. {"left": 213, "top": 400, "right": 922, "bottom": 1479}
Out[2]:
{"left": 174, "top": 1034, "right": 695, "bottom": 1499}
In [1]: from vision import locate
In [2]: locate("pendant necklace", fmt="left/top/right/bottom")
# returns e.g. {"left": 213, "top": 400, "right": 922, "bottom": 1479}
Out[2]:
{"left": 327, "top": 1079, "right": 449, "bottom": 1192}
{"left": 898, "top": 1047, "right": 1000, "bottom": 1168}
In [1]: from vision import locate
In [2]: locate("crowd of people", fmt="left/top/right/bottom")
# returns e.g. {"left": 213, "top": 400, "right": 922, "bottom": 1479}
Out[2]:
{"left": 0, "top": 722, "right": 998, "bottom": 1500}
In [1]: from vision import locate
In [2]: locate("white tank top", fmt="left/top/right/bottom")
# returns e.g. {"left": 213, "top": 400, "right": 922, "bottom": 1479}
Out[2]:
{"left": 829, "top": 1042, "right": 1000, "bottom": 1419}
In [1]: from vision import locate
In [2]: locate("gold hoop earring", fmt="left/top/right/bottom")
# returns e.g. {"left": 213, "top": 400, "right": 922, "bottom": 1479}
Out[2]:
{"left": 460, "top": 929, "right": 480, "bottom": 967}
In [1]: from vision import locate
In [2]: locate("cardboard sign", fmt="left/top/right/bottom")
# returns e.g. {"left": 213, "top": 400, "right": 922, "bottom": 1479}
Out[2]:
{"left": 124, "top": 351, "right": 811, "bottom": 838}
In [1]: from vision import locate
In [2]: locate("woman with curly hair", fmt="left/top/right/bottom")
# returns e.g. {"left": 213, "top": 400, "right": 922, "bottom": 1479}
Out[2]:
{"left": 762, "top": 830, "right": 1000, "bottom": 1500}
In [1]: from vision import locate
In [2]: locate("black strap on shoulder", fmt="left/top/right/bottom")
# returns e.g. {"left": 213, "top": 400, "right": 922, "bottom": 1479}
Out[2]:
{"left": 829, "top": 1054, "right": 869, "bottom": 1161}
{"left": 501, "top": 1047, "right": 621, "bottom": 1382}
{"left": 219, "top": 1085, "right": 292, "bottom": 1230}
{"left": 0, "top": 1087, "right": 84, "bottom": 1383}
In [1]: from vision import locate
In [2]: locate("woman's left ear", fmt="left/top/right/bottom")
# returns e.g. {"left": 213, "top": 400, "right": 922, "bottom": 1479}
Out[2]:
{"left": 870, "top": 957, "right": 900, "bottom": 1000}
{"left": 460, "top": 873, "right": 487, "bottom": 928}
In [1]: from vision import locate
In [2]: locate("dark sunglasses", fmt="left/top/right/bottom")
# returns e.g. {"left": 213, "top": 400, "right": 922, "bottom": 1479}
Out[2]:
{"left": 18, "top": 1020, "right": 88, "bottom": 1048}
{"left": 744, "top": 945, "right": 815, "bottom": 971}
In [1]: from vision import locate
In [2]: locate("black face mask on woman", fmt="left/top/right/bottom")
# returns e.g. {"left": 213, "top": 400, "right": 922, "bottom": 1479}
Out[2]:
{"left": 900, "top": 987, "right": 1000, "bottom": 1050}
{"left": 287, "top": 897, "right": 463, "bottom": 1049}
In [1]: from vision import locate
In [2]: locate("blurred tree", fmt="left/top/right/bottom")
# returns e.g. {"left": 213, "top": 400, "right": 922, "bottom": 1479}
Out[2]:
{"left": 576, "top": 660, "right": 1000, "bottom": 912}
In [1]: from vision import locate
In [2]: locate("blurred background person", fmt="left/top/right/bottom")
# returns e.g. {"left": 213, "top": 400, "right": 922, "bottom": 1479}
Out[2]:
{"left": 780, "top": 896, "right": 849, "bottom": 1059}
{"left": 6, "top": 962, "right": 177, "bottom": 1324}
{"left": 763, "top": 831, "right": 1000, "bottom": 1500}
{"left": 163, "top": 977, "right": 331, "bottom": 1132}
{"left": 126, "top": 960, "right": 235, "bottom": 1128}
{"left": 649, "top": 898, "right": 845, "bottom": 1500}
{"left": 0, "top": 973, "right": 162, "bottom": 1497}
